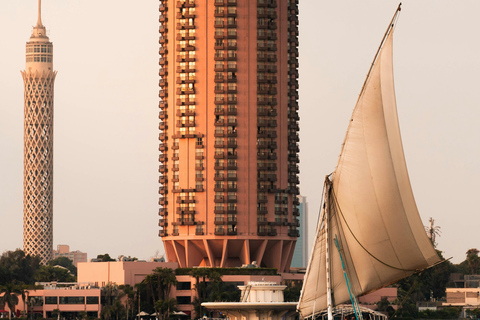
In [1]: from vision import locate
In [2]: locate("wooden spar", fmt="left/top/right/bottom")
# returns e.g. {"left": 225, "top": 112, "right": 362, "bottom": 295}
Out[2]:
{"left": 357, "top": 3, "right": 402, "bottom": 98}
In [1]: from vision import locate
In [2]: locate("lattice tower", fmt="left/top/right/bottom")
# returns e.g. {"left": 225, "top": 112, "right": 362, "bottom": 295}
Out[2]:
{"left": 22, "top": 0, "right": 57, "bottom": 265}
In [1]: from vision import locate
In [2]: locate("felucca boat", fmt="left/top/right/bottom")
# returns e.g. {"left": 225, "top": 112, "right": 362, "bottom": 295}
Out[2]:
{"left": 297, "top": 4, "right": 441, "bottom": 320}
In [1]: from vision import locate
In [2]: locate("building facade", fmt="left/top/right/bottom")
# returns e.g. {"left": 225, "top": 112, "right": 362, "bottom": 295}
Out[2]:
{"left": 53, "top": 245, "right": 88, "bottom": 267}
{"left": 22, "top": 0, "right": 57, "bottom": 264}
{"left": 1, "top": 283, "right": 101, "bottom": 319}
{"left": 291, "top": 195, "right": 307, "bottom": 268}
{"left": 158, "top": 0, "right": 300, "bottom": 272}
{"left": 77, "top": 261, "right": 304, "bottom": 317}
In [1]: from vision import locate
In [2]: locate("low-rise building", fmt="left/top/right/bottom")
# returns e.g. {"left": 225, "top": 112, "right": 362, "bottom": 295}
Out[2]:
{"left": 2, "top": 282, "right": 101, "bottom": 319}
{"left": 77, "top": 260, "right": 178, "bottom": 287}
{"left": 53, "top": 245, "right": 87, "bottom": 267}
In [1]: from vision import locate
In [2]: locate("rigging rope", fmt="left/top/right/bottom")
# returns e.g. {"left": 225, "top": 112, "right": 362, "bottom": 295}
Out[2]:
{"left": 329, "top": 185, "right": 420, "bottom": 272}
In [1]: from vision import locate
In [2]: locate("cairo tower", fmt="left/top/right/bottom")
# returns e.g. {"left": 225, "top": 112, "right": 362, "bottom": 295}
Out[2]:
{"left": 22, "top": 0, "right": 57, "bottom": 264}
{"left": 158, "top": 0, "right": 300, "bottom": 272}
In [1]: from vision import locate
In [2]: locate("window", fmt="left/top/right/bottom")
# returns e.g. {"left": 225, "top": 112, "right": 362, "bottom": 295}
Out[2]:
{"left": 45, "top": 297, "right": 58, "bottom": 305}
{"left": 86, "top": 296, "right": 99, "bottom": 304}
{"left": 176, "top": 282, "right": 191, "bottom": 290}
{"left": 177, "top": 296, "right": 191, "bottom": 305}
{"left": 59, "top": 296, "right": 85, "bottom": 304}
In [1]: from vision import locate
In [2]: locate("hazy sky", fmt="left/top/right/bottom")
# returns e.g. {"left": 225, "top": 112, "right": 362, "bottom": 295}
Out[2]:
{"left": 0, "top": 1, "right": 478, "bottom": 264}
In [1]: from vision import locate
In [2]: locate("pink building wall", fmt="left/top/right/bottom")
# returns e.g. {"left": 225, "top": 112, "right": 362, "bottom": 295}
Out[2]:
{"left": 77, "top": 261, "right": 178, "bottom": 287}
{"left": 2, "top": 287, "right": 101, "bottom": 319}
{"left": 358, "top": 287, "right": 398, "bottom": 305}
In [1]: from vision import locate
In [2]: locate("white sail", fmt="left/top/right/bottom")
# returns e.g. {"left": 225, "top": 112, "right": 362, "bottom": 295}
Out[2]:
{"left": 298, "top": 20, "right": 441, "bottom": 320}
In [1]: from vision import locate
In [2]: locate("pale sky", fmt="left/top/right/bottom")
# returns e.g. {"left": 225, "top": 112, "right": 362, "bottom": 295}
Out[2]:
{"left": 0, "top": 1, "right": 478, "bottom": 264}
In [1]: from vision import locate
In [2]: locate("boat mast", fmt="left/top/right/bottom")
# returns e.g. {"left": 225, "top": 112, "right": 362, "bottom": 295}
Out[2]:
{"left": 325, "top": 178, "right": 333, "bottom": 320}
{"left": 358, "top": 3, "right": 402, "bottom": 98}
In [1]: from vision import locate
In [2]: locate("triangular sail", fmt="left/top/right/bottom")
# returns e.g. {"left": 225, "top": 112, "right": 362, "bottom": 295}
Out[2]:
{"left": 298, "top": 10, "right": 440, "bottom": 319}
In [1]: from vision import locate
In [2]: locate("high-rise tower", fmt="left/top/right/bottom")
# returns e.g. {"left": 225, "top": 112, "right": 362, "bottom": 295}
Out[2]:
{"left": 158, "top": 0, "right": 299, "bottom": 272}
{"left": 22, "top": 0, "right": 56, "bottom": 264}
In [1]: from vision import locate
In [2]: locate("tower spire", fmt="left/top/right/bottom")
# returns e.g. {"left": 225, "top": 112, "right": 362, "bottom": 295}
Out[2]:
{"left": 37, "top": 0, "right": 43, "bottom": 27}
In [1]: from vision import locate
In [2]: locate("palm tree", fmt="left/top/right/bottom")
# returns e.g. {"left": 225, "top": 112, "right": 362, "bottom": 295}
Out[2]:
{"left": 425, "top": 217, "right": 441, "bottom": 248}
{"left": 466, "top": 248, "right": 480, "bottom": 275}
{"left": 0, "top": 283, "right": 22, "bottom": 320}
{"left": 101, "top": 283, "right": 127, "bottom": 320}
{"left": 142, "top": 268, "right": 177, "bottom": 320}
{"left": 155, "top": 297, "right": 177, "bottom": 320}
{"left": 119, "top": 284, "right": 135, "bottom": 320}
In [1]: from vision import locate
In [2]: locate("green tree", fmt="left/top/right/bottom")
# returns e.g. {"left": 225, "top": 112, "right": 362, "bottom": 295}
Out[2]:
{"left": 52, "top": 308, "right": 61, "bottom": 320}
{"left": 283, "top": 281, "right": 302, "bottom": 302}
{"left": 78, "top": 311, "right": 88, "bottom": 320}
{"left": 188, "top": 268, "right": 240, "bottom": 317}
{"left": 466, "top": 248, "right": 480, "bottom": 275}
{"left": 0, "top": 283, "right": 22, "bottom": 320}
{"left": 34, "top": 265, "right": 76, "bottom": 282}
{"left": 141, "top": 268, "right": 177, "bottom": 320}
{"left": 0, "top": 250, "right": 41, "bottom": 285}
{"left": 101, "top": 283, "right": 126, "bottom": 320}
{"left": 48, "top": 257, "right": 77, "bottom": 276}
{"left": 119, "top": 284, "right": 135, "bottom": 320}
{"left": 96, "top": 254, "right": 116, "bottom": 262}
{"left": 467, "top": 308, "right": 480, "bottom": 318}
{"left": 155, "top": 297, "right": 177, "bottom": 320}
{"left": 376, "top": 297, "right": 395, "bottom": 318}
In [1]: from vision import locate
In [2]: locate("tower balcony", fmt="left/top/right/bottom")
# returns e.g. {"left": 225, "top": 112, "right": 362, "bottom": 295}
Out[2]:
{"left": 159, "top": 14, "right": 168, "bottom": 23}
{"left": 159, "top": 176, "right": 167, "bottom": 184}
{"left": 214, "top": 228, "right": 225, "bottom": 235}
{"left": 159, "top": 111, "right": 167, "bottom": 120}
{"left": 159, "top": 90, "right": 168, "bottom": 98}
{"left": 159, "top": 4, "right": 168, "bottom": 12}
{"left": 158, "top": 142, "right": 167, "bottom": 151}
{"left": 159, "top": 68, "right": 168, "bottom": 76}
{"left": 159, "top": 230, "right": 167, "bottom": 237}
{"left": 288, "top": 230, "right": 300, "bottom": 237}
{"left": 214, "top": 217, "right": 225, "bottom": 225}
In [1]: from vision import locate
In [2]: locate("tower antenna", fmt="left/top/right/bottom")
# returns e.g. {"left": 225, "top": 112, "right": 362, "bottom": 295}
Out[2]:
{"left": 37, "top": 0, "right": 43, "bottom": 27}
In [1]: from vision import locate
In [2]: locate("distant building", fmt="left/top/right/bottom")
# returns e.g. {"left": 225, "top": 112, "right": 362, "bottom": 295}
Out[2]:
{"left": 2, "top": 282, "right": 101, "bottom": 319}
{"left": 53, "top": 245, "right": 87, "bottom": 267}
{"left": 77, "top": 260, "right": 178, "bottom": 287}
{"left": 22, "top": 0, "right": 57, "bottom": 265}
{"left": 443, "top": 275, "right": 480, "bottom": 317}
{"left": 358, "top": 287, "right": 397, "bottom": 305}
{"left": 291, "top": 196, "right": 308, "bottom": 268}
